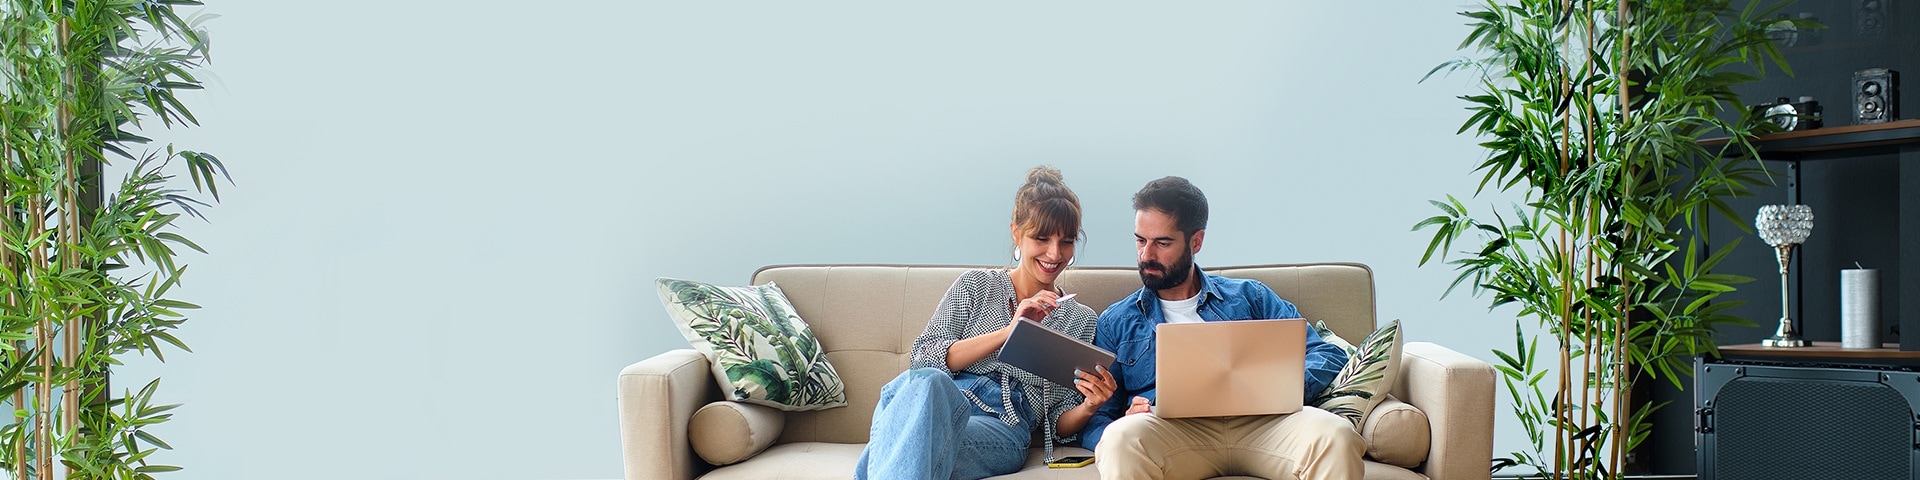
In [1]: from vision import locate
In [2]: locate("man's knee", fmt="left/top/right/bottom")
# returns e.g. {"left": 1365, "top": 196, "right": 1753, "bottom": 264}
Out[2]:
{"left": 1093, "top": 414, "right": 1159, "bottom": 455}
{"left": 1296, "top": 408, "right": 1365, "bottom": 452}
{"left": 1093, "top": 415, "right": 1175, "bottom": 480}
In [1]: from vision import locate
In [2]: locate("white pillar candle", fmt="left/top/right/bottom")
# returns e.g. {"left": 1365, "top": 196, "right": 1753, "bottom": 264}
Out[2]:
{"left": 1841, "top": 268, "right": 1880, "bottom": 349}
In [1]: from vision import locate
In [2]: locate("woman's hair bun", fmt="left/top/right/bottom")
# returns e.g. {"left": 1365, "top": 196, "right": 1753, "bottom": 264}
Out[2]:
{"left": 1026, "top": 165, "right": 1064, "bottom": 187}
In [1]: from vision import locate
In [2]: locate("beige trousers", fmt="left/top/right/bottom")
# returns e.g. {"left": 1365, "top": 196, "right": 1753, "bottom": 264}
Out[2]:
{"left": 1093, "top": 407, "right": 1364, "bottom": 480}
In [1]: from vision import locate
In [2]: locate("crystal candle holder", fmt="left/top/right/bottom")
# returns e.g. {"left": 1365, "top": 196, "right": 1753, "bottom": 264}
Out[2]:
{"left": 1756, "top": 205, "right": 1813, "bottom": 348}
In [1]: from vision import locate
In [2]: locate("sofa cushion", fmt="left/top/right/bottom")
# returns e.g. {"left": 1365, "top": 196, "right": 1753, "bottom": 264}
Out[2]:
{"left": 690, "top": 401, "right": 786, "bottom": 466}
{"left": 1310, "top": 319, "right": 1403, "bottom": 428}
{"left": 698, "top": 442, "right": 866, "bottom": 480}
{"left": 656, "top": 278, "right": 848, "bottom": 411}
{"left": 1362, "top": 395, "right": 1432, "bottom": 468}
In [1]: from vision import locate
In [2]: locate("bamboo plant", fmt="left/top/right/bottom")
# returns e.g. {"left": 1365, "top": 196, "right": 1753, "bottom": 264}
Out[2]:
{"left": 0, "top": 1, "right": 226, "bottom": 478}
{"left": 1418, "top": 0, "right": 1804, "bottom": 477}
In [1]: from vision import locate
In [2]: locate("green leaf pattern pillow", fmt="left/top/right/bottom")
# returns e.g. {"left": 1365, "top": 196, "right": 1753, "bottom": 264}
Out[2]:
{"left": 1309, "top": 319, "right": 1402, "bottom": 429}
{"left": 657, "top": 278, "right": 847, "bottom": 411}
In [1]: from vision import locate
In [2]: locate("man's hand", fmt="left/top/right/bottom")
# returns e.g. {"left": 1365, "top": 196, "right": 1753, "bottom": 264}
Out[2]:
{"left": 1125, "top": 396, "right": 1152, "bottom": 416}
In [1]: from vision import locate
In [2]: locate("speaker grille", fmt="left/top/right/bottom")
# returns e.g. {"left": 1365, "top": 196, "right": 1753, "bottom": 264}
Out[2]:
{"left": 1715, "top": 377, "right": 1911, "bottom": 479}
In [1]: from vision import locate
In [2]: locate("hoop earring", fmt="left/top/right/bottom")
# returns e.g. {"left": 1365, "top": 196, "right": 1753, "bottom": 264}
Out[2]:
{"left": 1066, "top": 257, "right": 1075, "bottom": 267}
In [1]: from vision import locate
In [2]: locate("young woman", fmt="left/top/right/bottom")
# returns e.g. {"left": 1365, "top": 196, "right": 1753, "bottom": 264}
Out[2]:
{"left": 854, "top": 166, "right": 1118, "bottom": 480}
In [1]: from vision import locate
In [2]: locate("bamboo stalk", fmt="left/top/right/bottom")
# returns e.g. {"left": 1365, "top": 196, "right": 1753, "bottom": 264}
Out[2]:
{"left": 1553, "top": 2, "right": 1577, "bottom": 478}
{"left": 1585, "top": 211, "right": 1599, "bottom": 478}
{"left": 32, "top": 193, "right": 51, "bottom": 480}
{"left": 4, "top": 140, "right": 21, "bottom": 480}
{"left": 43, "top": 14, "right": 70, "bottom": 479}
{"left": 1, "top": 16, "right": 23, "bottom": 476}
{"left": 62, "top": 149, "right": 82, "bottom": 480}
{"left": 6, "top": 229, "right": 19, "bottom": 480}
{"left": 1580, "top": 1, "right": 1601, "bottom": 473}
{"left": 4, "top": 4, "right": 24, "bottom": 477}
{"left": 10, "top": 388, "right": 20, "bottom": 479}
{"left": 58, "top": 18, "right": 82, "bottom": 478}
{"left": 7, "top": 309, "right": 18, "bottom": 477}
{"left": 1610, "top": 1, "right": 1633, "bottom": 477}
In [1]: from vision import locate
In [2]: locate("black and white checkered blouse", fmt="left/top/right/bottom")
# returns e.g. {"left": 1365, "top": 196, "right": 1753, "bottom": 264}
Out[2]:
{"left": 908, "top": 268, "right": 1099, "bottom": 458}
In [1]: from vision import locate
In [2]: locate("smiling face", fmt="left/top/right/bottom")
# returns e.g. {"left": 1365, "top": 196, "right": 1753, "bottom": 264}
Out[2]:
{"left": 1135, "top": 208, "right": 1202, "bottom": 298}
{"left": 1014, "top": 223, "right": 1077, "bottom": 285}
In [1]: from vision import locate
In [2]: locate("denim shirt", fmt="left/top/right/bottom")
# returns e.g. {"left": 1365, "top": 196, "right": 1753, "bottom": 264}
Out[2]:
{"left": 1078, "top": 266, "right": 1349, "bottom": 448}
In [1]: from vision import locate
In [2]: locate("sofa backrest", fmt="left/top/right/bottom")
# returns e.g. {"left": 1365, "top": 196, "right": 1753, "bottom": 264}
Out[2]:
{"left": 749, "top": 263, "right": 1377, "bottom": 445}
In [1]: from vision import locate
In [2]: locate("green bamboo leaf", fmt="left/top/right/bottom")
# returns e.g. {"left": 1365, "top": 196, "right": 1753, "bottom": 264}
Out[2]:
{"left": 1688, "top": 280, "right": 1734, "bottom": 293}
{"left": 134, "top": 430, "right": 174, "bottom": 450}
{"left": 155, "top": 232, "right": 207, "bottom": 254}
{"left": 1413, "top": 214, "right": 1452, "bottom": 232}
{"left": 153, "top": 299, "right": 201, "bottom": 309}
{"left": 152, "top": 331, "right": 193, "bottom": 353}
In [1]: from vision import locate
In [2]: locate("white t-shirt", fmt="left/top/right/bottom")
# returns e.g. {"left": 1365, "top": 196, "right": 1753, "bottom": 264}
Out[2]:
{"left": 1159, "top": 295, "right": 1203, "bottom": 324}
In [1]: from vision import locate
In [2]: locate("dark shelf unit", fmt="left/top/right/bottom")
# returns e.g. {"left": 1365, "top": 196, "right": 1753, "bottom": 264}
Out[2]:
{"left": 1702, "top": 120, "right": 1920, "bottom": 352}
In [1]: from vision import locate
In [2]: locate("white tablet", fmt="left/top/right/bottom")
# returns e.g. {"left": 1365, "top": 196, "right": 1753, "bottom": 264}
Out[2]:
{"left": 995, "top": 318, "right": 1116, "bottom": 388}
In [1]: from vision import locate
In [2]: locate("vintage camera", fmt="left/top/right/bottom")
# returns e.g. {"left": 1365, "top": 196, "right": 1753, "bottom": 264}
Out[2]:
{"left": 1853, "top": 68, "right": 1897, "bottom": 124}
{"left": 1859, "top": 0, "right": 1888, "bottom": 38}
{"left": 1758, "top": 96, "right": 1822, "bottom": 131}
{"left": 1765, "top": 12, "right": 1822, "bottom": 47}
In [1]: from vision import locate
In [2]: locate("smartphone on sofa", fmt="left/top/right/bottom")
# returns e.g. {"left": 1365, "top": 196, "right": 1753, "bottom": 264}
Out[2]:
{"left": 1047, "top": 456, "right": 1094, "bottom": 469}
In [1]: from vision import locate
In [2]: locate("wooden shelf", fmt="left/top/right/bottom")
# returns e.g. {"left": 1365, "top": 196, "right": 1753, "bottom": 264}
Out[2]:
{"left": 1699, "top": 119, "right": 1920, "bottom": 159}
{"left": 1716, "top": 342, "right": 1920, "bottom": 360}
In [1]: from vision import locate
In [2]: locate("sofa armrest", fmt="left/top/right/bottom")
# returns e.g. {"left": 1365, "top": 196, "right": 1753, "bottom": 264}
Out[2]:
{"left": 619, "top": 349, "right": 723, "bottom": 480}
{"left": 1394, "top": 342, "right": 1495, "bottom": 480}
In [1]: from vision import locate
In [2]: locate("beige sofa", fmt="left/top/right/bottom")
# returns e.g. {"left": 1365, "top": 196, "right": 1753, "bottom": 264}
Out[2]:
{"left": 620, "top": 263, "right": 1495, "bottom": 480}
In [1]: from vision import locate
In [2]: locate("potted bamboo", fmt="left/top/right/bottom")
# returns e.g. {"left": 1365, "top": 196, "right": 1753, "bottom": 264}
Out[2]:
{"left": 0, "top": 1, "right": 228, "bottom": 477}
{"left": 1417, "top": 0, "right": 1809, "bottom": 477}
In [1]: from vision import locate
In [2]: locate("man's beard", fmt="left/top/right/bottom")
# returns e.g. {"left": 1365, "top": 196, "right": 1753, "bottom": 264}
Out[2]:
{"left": 1138, "top": 249, "right": 1195, "bottom": 292}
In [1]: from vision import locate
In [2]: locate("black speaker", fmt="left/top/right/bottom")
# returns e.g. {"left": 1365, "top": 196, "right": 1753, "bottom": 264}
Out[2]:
{"left": 1696, "top": 361, "right": 1920, "bottom": 480}
{"left": 1854, "top": 68, "right": 1898, "bottom": 124}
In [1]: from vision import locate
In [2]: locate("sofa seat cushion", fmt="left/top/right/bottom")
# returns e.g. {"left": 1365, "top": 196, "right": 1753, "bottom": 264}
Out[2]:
{"left": 690, "top": 401, "right": 785, "bottom": 466}
{"left": 697, "top": 443, "right": 1102, "bottom": 479}
{"left": 699, "top": 442, "right": 863, "bottom": 480}
{"left": 1362, "top": 461, "right": 1429, "bottom": 480}
{"left": 1361, "top": 396, "right": 1432, "bottom": 468}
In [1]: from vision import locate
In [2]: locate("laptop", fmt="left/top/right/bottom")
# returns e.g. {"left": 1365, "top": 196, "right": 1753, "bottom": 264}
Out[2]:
{"left": 996, "top": 318, "right": 1117, "bottom": 388}
{"left": 1152, "top": 319, "right": 1307, "bottom": 418}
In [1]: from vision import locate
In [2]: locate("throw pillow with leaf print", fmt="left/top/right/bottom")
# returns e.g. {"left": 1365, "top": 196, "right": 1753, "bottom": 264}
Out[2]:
{"left": 657, "top": 277, "right": 847, "bottom": 411}
{"left": 1309, "top": 319, "right": 1403, "bottom": 428}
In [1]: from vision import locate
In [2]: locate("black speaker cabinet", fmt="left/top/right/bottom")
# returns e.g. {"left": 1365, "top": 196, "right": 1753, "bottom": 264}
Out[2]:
{"left": 1696, "top": 360, "right": 1920, "bottom": 480}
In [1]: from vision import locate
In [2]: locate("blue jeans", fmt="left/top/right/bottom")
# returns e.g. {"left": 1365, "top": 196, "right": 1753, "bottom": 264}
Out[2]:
{"left": 855, "top": 368, "right": 1033, "bottom": 480}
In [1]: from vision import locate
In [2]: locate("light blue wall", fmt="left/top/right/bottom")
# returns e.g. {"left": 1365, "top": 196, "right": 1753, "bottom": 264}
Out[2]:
{"left": 114, "top": 2, "right": 1527, "bottom": 479}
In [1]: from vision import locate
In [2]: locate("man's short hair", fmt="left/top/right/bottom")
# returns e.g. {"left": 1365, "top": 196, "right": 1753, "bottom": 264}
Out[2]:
{"left": 1132, "top": 176, "right": 1208, "bottom": 237}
